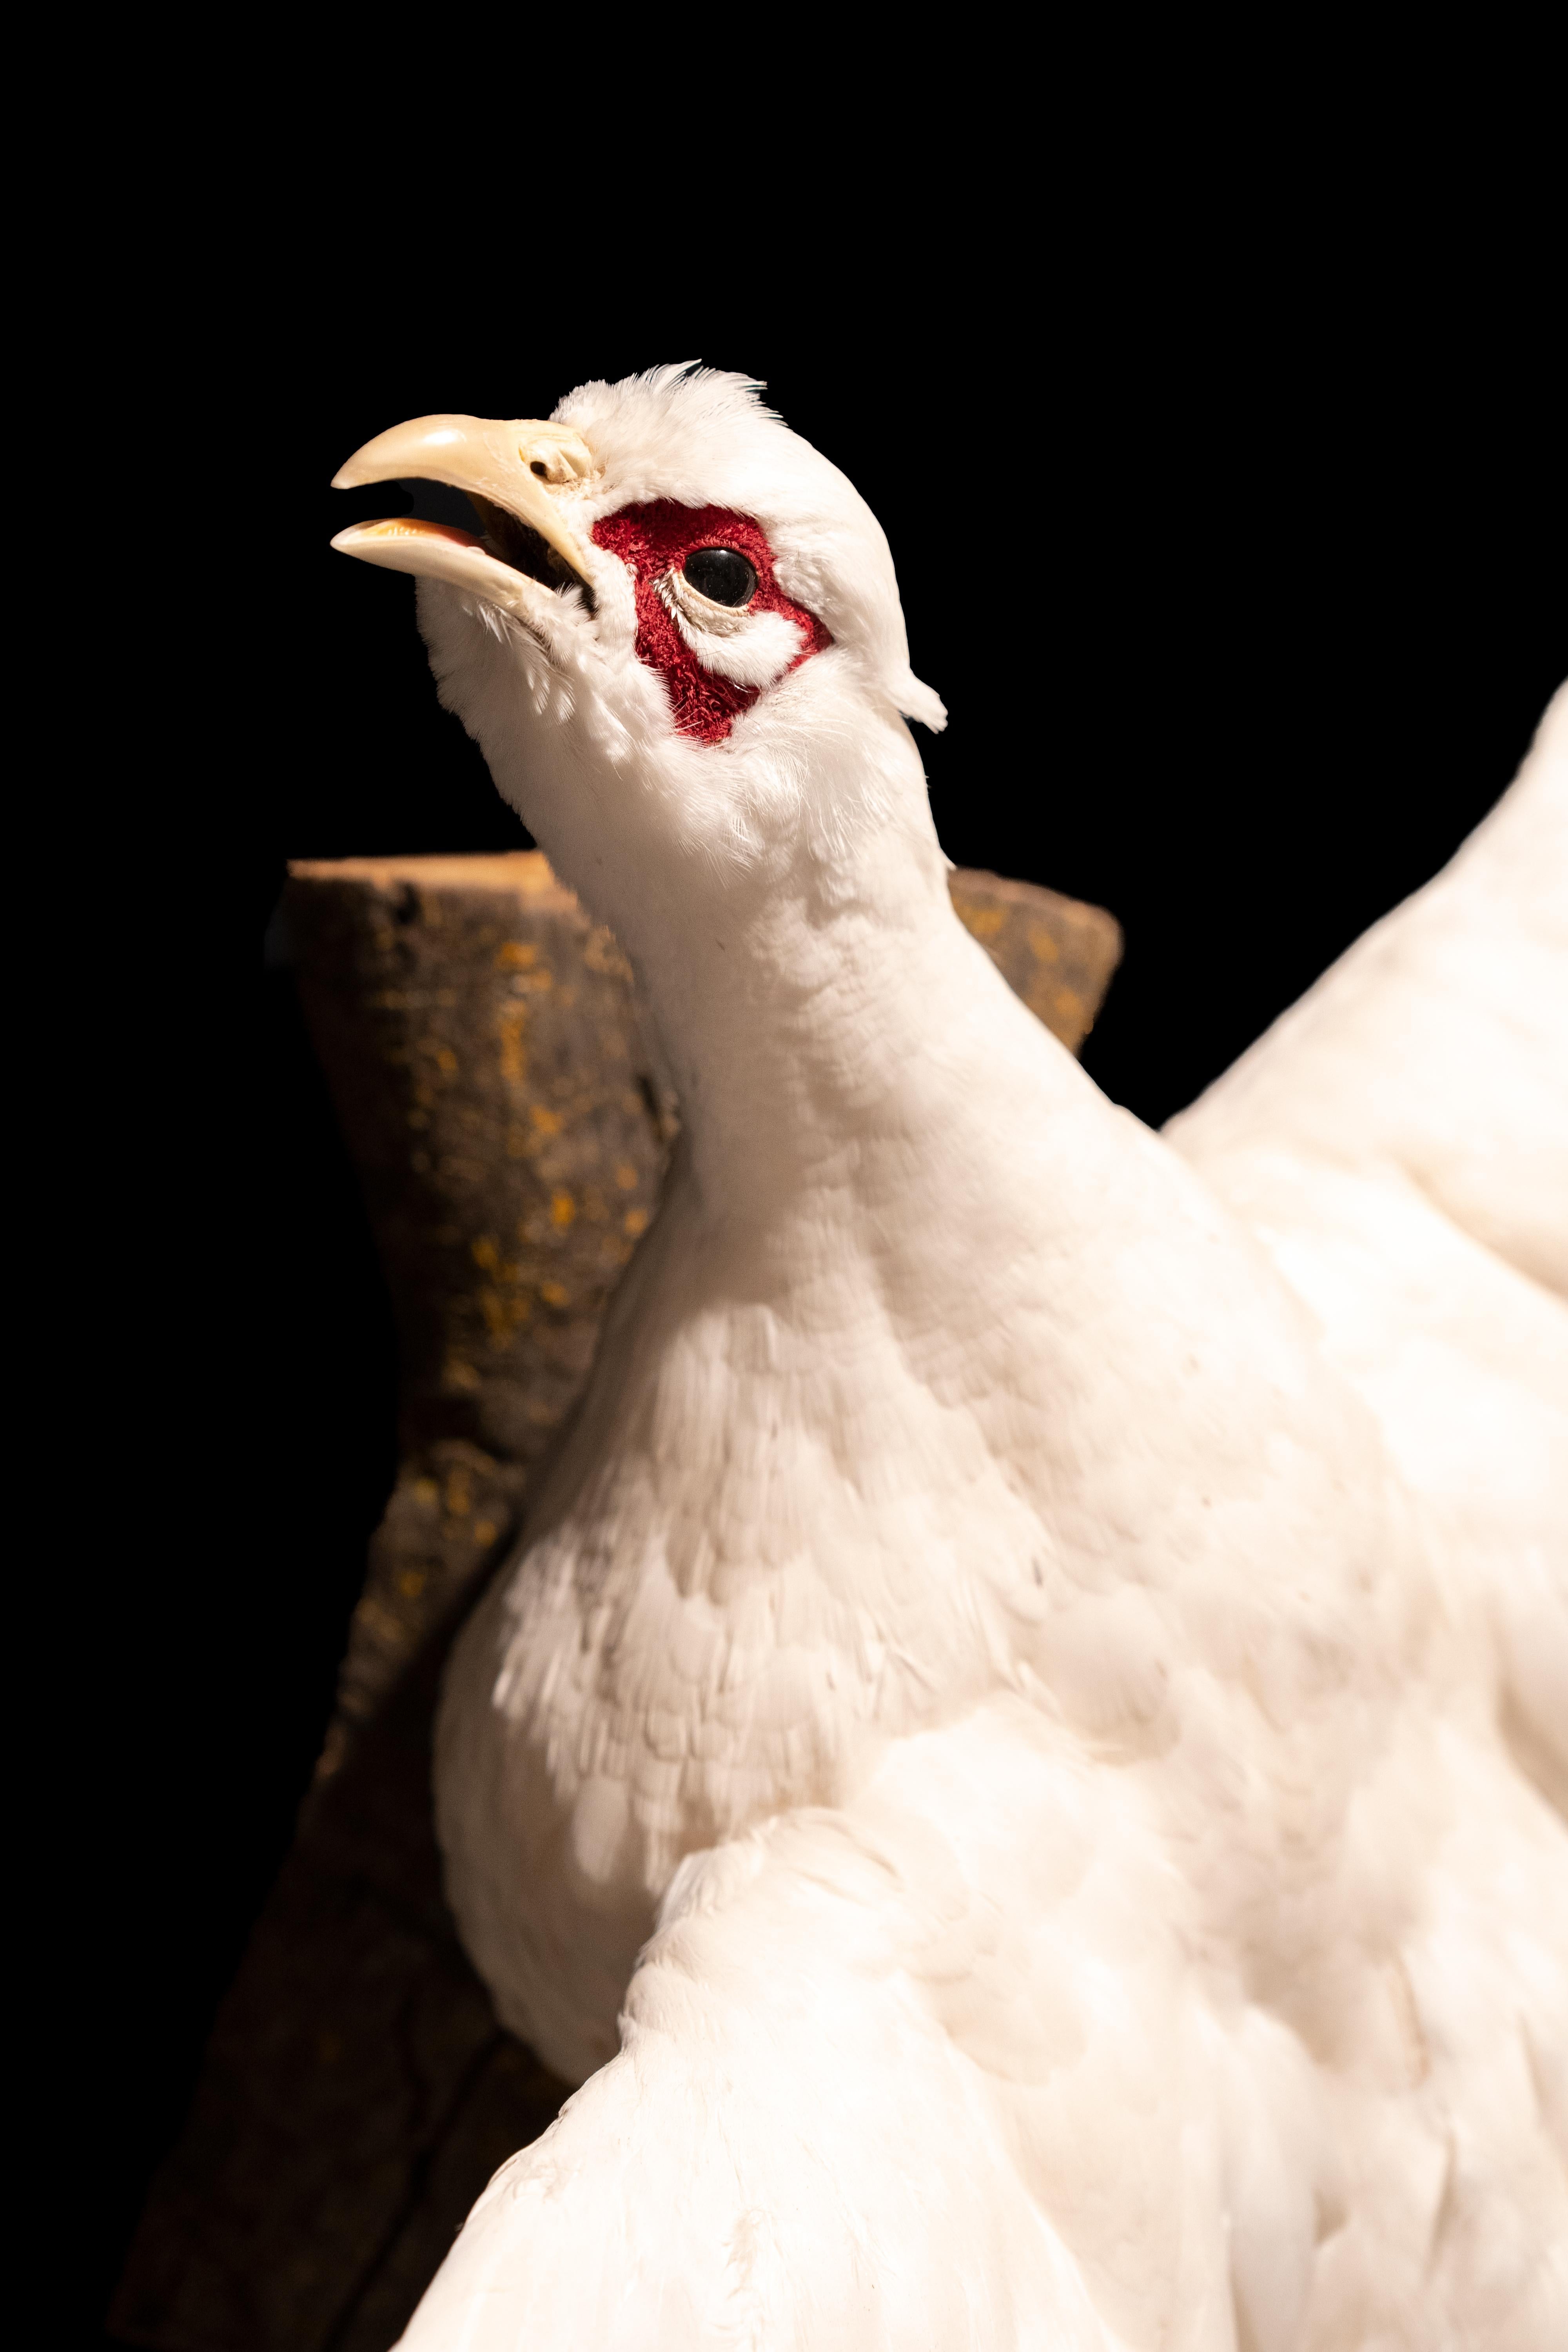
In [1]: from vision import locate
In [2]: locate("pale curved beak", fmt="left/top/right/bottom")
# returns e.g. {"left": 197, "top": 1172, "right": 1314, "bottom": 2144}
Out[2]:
{"left": 330, "top": 414, "right": 597, "bottom": 612}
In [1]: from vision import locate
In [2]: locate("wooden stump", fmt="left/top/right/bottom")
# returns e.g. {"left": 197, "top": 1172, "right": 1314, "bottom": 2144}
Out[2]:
{"left": 110, "top": 858, "right": 1120, "bottom": 2351}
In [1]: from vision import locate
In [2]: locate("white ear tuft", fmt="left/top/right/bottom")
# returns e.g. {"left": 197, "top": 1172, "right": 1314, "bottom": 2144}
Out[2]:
{"left": 897, "top": 673, "right": 947, "bottom": 733}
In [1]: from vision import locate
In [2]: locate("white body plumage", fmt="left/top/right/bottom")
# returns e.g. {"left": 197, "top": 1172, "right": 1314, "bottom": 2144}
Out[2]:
{"left": 329, "top": 372, "right": 1567, "bottom": 2348}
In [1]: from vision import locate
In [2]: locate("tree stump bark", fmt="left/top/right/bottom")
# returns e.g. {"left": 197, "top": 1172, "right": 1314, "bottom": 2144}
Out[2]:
{"left": 110, "top": 858, "right": 1120, "bottom": 2352}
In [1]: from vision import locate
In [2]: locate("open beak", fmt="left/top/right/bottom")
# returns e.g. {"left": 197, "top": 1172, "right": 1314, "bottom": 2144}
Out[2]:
{"left": 330, "top": 414, "right": 598, "bottom": 619}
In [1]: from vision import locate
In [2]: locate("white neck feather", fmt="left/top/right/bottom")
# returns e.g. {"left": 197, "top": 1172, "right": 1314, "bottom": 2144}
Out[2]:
{"left": 500, "top": 693, "right": 1068, "bottom": 1227}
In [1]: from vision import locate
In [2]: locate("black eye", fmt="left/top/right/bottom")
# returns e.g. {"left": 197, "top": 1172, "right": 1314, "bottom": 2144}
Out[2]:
{"left": 682, "top": 546, "right": 757, "bottom": 607}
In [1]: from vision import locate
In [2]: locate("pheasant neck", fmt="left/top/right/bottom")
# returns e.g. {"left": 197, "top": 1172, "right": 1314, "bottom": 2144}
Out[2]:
{"left": 610, "top": 822, "right": 1066, "bottom": 1228}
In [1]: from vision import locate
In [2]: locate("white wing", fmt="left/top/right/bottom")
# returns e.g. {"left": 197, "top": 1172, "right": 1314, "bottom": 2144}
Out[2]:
{"left": 1168, "top": 684, "right": 1568, "bottom": 1813}
{"left": 397, "top": 1702, "right": 1170, "bottom": 2352}
{"left": 397, "top": 1691, "right": 1568, "bottom": 2350}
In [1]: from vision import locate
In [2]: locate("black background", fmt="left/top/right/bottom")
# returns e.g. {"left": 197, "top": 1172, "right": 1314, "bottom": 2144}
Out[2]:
{"left": 92, "top": 159, "right": 1564, "bottom": 2343}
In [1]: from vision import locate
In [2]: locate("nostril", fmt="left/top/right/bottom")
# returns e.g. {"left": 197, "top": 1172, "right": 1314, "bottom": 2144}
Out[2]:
{"left": 530, "top": 461, "right": 549, "bottom": 480}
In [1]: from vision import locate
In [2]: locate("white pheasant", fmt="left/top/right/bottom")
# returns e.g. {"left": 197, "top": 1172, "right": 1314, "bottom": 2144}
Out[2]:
{"left": 329, "top": 368, "right": 1568, "bottom": 2350}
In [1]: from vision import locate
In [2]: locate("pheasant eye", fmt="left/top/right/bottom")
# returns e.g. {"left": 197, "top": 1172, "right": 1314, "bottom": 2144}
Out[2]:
{"left": 682, "top": 546, "right": 757, "bottom": 608}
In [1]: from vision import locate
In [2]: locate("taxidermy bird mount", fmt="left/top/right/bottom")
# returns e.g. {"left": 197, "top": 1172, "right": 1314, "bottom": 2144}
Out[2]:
{"left": 330, "top": 368, "right": 1568, "bottom": 2349}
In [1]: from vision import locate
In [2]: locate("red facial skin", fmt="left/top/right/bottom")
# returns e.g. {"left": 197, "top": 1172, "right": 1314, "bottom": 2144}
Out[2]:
{"left": 591, "top": 503, "right": 833, "bottom": 744}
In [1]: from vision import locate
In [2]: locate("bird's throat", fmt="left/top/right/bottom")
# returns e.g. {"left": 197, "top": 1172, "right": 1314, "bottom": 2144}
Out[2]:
{"left": 606, "top": 829, "right": 1056, "bottom": 1229}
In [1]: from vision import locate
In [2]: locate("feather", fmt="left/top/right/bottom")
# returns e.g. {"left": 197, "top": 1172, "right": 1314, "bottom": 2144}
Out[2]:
{"left": 1169, "top": 688, "right": 1568, "bottom": 1817}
